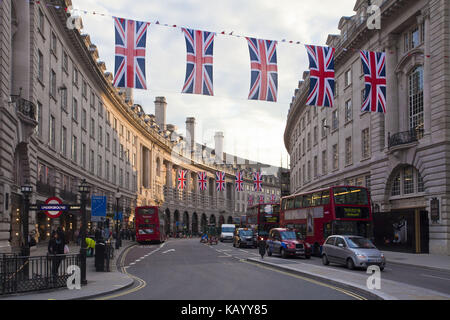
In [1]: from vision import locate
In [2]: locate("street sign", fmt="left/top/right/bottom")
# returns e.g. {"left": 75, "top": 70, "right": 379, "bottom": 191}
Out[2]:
{"left": 43, "top": 197, "right": 64, "bottom": 219}
{"left": 91, "top": 196, "right": 107, "bottom": 222}
{"left": 114, "top": 211, "right": 123, "bottom": 221}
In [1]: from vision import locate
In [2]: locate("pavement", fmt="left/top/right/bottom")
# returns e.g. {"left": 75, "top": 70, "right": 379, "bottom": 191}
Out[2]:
{"left": 247, "top": 253, "right": 450, "bottom": 300}
{"left": 0, "top": 239, "right": 136, "bottom": 300}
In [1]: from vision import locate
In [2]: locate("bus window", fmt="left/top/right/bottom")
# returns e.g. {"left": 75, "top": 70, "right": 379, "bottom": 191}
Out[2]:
{"left": 294, "top": 195, "right": 303, "bottom": 209}
{"left": 281, "top": 199, "right": 287, "bottom": 210}
{"left": 333, "top": 187, "right": 368, "bottom": 205}
{"left": 312, "top": 192, "right": 322, "bottom": 206}
{"left": 303, "top": 194, "right": 312, "bottom": 207}
{"left": 287, "top": 198, "right": 295, "bottom": 209}
{"left": 323, "top": 223, "right": 332, "bottom": 239}
{"left": 321, "top": 191, "right": 330, "bottom": 204}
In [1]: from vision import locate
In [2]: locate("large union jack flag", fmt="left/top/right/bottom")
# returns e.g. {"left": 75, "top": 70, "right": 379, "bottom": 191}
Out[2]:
{"left": 113, "top": 17, "right": 148, "bottom": 89}
{"left": 253, "top": 172, "right": 263, "bottom": 192}
{"left": 360, "top": 50, "right": 387, "bottom": 113}
{"left": 182, "top": 28, "right": 215, "bottom": 96}
{"left": 235, "top": 171, "right": 244, "bottom": 192}
{"left": 246, "top": 38, "right": 278, "bottom": 102}
{"left": 305, "top": 45, "right": 335, "bottom": 107}
{"left": 198, "top": 171, "right": 207, "bottom": 191}
{"left": 177, "top": 170, "right": 187, "bottom": 190}
{"left": 216, "top": 171, "right": 226, "bottom": 191}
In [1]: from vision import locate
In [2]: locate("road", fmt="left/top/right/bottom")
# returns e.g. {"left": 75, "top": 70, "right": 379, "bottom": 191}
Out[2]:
{"left": 97, "top": 238, "right": 373, "bottom": 300}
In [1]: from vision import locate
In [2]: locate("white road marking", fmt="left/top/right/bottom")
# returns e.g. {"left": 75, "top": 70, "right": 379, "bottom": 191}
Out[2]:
{"left": 162, "top": 249, "right": 175, "bottom": 254}
{"left": 421, "top": 274, "right": 450, "bottom": 281}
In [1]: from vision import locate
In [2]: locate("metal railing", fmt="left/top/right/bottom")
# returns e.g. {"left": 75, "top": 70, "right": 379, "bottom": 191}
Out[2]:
{"left": 0, "top": 254, "right": 81, "bottom": 295}
{"left": 36, "top": 181, "right": 56, "bottom": 197}
{"left": 10, "top": 95, "right": 36, "bottom": 120}
{"left": 388, "top": 129, "right": 424, "bottom": 148}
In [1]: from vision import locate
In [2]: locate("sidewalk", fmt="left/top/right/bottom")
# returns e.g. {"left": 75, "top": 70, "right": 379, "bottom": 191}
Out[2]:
{"left": 382, "top": 251, "right": 450, "bottom": 272}
{"left": 247, "top": 256, "right": 450, "bottom": 300}
{"left": 0, "top": 240, "right": 136, "bottom": 300}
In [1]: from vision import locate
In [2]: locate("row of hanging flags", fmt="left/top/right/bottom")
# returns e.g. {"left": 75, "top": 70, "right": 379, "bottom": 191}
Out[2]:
{"left": 177, "top": 170, "right": 277, "bottom": 204}
{"left": 113, "top": 16, "right": 387, "bottom": 112}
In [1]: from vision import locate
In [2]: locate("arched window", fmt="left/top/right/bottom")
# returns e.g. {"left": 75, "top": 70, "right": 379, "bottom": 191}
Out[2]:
{"left": 408, "top": 66, "right": 424, "bottom": 138}
{"left": 390, "top": 166, "right": 424, "bottom": 197}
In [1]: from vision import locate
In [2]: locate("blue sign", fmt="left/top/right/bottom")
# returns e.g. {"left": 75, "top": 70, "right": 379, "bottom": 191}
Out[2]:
{"left": 91, "top": 196, "right": 107, "bottom": 222}
{"left": 114, "top": 212, "right": 123, "bottom": 221}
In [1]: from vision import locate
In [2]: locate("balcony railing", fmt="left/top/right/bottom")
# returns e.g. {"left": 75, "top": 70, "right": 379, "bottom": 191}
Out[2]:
{"left": 11, "top": 95, "right": 36, "bottom": 121}
{"left": 388, "top": 129, "right": 424, "bottom": 149}
{"left": 59, "top": 189, "right": 78, "bottom": 203}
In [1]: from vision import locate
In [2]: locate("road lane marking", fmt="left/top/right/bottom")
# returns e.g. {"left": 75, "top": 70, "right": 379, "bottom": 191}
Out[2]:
{"left": 162, "top": 249, "right": 175, "bottom": 254}
{"left": 243, "top": 260, "right": 367, "bottom": 300}
{"left": 421, "top": 274, "right": 450, "bottom": 281}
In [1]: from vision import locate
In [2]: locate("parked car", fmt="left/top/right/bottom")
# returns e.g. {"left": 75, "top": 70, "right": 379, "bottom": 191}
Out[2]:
{"left": 322, "top": 235, "right": 385, "bottom": 271}
{"left": 233, "top": 228, "right": 256, "bottom": 248}
{"left": 266, "top": 228, "right": 311, "bottom": 259}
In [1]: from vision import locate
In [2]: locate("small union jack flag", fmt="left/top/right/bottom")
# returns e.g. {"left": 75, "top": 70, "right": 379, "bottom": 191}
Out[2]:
{"left": 235, "top": 171, "right": 244, "bottom": 192}
{"left": 177, "top": 170, "right": 187, "bottom": 190}
{"left": 305, "top": 45, "right": 335, "bottom": 107}
{"left": 360, "top": 50, "right": 387, "bottom": 113}
{"left": 216, "top": 171, "right": 226, "bottom": 191}
{"left": 198, "top": 171, "right": 207, "bottom": 191}
{"left": 181, "top": 28, "right": 215, "bottom": 96}
{"left": 270, "top": 194, "right": 277, "bottom": 203}
{"left": 259, "top": 195, "right": 265, "bottom": 204}
{"left": 113, "top": 17, "right": 149, "bottom": 89}
{"left": 253, "top": 172, "right": 263, "bottom": 192}
{"left": 248, "top": 195, "right": 254, "bottom": 206}
{"left": 246, "top": 38, "right": 278, "bottom": 102}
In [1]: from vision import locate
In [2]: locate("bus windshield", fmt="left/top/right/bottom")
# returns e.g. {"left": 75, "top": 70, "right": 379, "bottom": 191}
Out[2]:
{"left": 222, "top": 227, "right": 234, "bottom": 233}
{"left": 333, "top": 187, "right": 369, "bottom": 205}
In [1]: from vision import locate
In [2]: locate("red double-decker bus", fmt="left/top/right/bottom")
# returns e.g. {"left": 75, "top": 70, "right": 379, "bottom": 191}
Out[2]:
{"left": 280, "top": 186, "right": 373, "bottom": 256}
{"left": 246, "top": 203, "right": 280, "bottom": 243}
{"left": 135, "top": 206, "right": 165, "bottom": 243}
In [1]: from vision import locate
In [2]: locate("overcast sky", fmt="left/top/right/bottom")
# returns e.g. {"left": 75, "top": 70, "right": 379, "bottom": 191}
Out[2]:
{"left": 72, "top": 0, "right": 357, "bottom": 168}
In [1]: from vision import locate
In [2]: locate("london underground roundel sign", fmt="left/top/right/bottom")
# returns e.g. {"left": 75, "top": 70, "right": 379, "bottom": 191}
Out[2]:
{"left": 43, "top": 197, "right": 64, "bottom": 219}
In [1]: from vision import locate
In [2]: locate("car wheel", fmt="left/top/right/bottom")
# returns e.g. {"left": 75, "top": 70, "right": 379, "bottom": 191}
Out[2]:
{"left": 281, "top": 248, "right": 287, "bottom": 259}
{"left": 322, "top": 254, "right": 329, "bottom": 265}
{"left": 347, "top": 258, "right": 355, "bottom": 270}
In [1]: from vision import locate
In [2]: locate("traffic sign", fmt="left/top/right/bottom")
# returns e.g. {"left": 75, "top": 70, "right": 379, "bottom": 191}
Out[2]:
{"left": 43, "top": 197, "right": 64, "bottom": 219}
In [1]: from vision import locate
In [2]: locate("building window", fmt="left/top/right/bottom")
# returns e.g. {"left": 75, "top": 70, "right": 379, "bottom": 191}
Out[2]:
{"left": 90, "top": 118, "right": 95, "bottom": 139}
{"left": 313, "top": 156, "right": 318, "bottom": 178}
{"left": 307, "top": 132, "right": 311, "bottom": 150}
{"left": 113, "top": 165, "right": 117, "bottom": 184}
{"left": 81, "top": 108, "right": 86, "bottom": 129}
{"left": 403, "top": 167, "right": 414, "bottom": 194}
{"left": 365, "top": 175, "right": 371, "bottom": 190}
{"left": 302, "top": 138, "right": 305, "bottom": 155}
{"left": 72, "top": 135, "right": 77, "bottom": 163}
{"left": 62, "top": 51, "right": 68, "bottom": 73}
{"left": 61, "top": 126, "right": 67, "bottom": 157}
{"left": 73, "top": 67, "right": 79, "bottom": 87}
{"left": 106, "top": 132, "right": 110, "bottom": 150}
{"left": 126, "top": 172, "right": 130, "bottom": 190}
{"left": 322, "top": 150, "right": 327, "bottom": 175}
{"left": 50, "top": 69, "right": 56, "bottom": 97}
{"left": 120, "top": 168, "right": 124, "bottom": 187}
{"left": 345, "top": 69, "right": 352, "bottom": 87}
{"left": 418, "top": 171, "right": 425, "bottom": 192}
{"left": 98, "top": 126, "right": 103, "bottom": 145}
{"left": 321, "top": 118, "right": 328, "bottom": 138}
{"left": 113, "top": 139, "right": 117, "bottom": 156}
{"left": 120, "top": 144, "right": 124, "bottom": 160}
{"left": 90, "top": 90, "right": 95, "bottom": 108}
{"left": 332, "top": 144, "right": 338, "bottom": 170}
{"left": 98, "top": 102, "right": 103, "bottom": 117}
{"left": 36, "top": 101, "right": 43, "bottom": 137}
{"left": 362, "top": 128, "right": 370, "bottom": 159}
{"left": 81, "top": 143, "right": 86, "bottom": 168}
{"left": 332, "top": 110, "right": 339, "bottom": 131}
{"left": 345, "top": 137, "right": 352, "bottom": 166}
{"left": 307, "top": 161, "right": 311, "bottom": 182}
{"left": 98, "top": 155, "right": 102, "bottom": 178}
{"left": 38, "top": 50, "right": 44, "bottom": 82}
{"left": 345, "top": 99, "right": 352, "bottom": 122}
{"left": 106, "top": 160, "right": 110, "bottom": 181}
{"left": 391, "top": 172, "right": 401, "bottom": 196}
{"left": 408, "top": 66, "right": 424, "bottom": 138}
{"left": 82, "top": 81, "right": 87, "bottom": 98}
{"left": 49, "top": 115, "right": 56, "bottom": 148}
{"left": 38, "top": 8, "right": 44, "bottom": 32}
{"left": 51, "top": 31, "right": 57, "bottom": 55}
{"left": 313, "top": 126, "right": 318, "bottom": 145}
{"left": 89, "top": 149, "right": 95, "bottom": 173}
{"left": 61, "top": 86, "right": 68, "bottom": 111}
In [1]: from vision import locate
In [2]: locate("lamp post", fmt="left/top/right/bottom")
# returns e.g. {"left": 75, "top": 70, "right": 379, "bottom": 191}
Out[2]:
{"left": 20, "top": 183, "right": 33, "bottom": 257}
{"left": 115, "top": 188, "right": 122, "bottom": 249}
{"left": 78, "top": 179, "right": 90, "bottom": 285}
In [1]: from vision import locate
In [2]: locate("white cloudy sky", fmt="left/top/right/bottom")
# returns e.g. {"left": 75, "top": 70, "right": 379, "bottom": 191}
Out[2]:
{"left": 71, "top": 0, "right": 357, "bottom": 168}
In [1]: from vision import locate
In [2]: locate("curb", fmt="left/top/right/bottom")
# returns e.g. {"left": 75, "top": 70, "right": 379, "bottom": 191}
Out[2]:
{"left": 386, "top": 260, "right": 450, "bottom": 273}
{"left": 246, "top": 258, "right": 388, "bottom": 300}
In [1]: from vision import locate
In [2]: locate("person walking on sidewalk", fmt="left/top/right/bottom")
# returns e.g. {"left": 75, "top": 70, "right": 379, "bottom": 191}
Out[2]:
{"left": 258, "top": 239, "right": 266, "bottom": 260}
{"left": 48, "top": 231, "right": 64, "bottom": 278}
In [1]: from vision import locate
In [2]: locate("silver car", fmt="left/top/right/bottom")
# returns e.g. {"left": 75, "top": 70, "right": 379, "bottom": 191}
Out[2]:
{"left": 322, "top": 235, "right": 386, "bottom": 271}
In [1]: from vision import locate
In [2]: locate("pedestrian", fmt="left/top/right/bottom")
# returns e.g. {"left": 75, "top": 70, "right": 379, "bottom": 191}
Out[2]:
{"left": 258, "top": 239, "right": 266, "bottom": 260}
{"left": 48, "top": 231, "right": 63, "bottom": 277}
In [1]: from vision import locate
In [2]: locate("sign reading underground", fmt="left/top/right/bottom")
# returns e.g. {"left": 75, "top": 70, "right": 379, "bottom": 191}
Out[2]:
{"left": 42, "top": 197, "right": 67, "bottom": 219}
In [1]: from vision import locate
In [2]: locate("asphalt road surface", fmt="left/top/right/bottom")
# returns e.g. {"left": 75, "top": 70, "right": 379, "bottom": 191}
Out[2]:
{"left": 98, "top": 238, "right": 373, "bottom": 300}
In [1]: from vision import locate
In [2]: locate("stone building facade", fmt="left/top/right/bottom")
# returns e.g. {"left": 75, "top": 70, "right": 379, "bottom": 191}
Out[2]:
{"left": 0, "top": 0, "right": 280, "bottom": 252}
{"left": 284, "top": 0, "right": 450, "bottom": 255}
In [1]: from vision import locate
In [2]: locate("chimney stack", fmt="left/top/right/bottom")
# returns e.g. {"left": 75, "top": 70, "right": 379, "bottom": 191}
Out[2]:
{"left": 214, "top": 132, "right": 224, "bottom": 164}
{"left": 186, "top": 117, "right": 196, "bottom": 156}
{"left": 154, "top": 97, "right": 167, "bottom": 131}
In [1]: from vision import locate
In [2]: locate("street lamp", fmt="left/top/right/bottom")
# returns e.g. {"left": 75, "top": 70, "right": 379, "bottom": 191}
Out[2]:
{"left": 20, "top": 183, "right": 33, "bottom": 257}
{"left": 115, "top": 188, "right": 122, "bottom": 249}
{"left": 78, "top": 179, "right": 90, "bottom": 285}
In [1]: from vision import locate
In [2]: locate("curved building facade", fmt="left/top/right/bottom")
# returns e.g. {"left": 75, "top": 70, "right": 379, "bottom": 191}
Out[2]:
{"left": 284, "top": 0, "right": 450, "bottom": 255}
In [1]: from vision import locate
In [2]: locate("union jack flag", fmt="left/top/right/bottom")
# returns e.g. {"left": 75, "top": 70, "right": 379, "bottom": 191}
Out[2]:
{"left": 259, "top": 195, "right": 265, "bottom": 204}
{"left": 181, "top": 28, "right": 215, "bottom": 96}
{"left": 253, "top": 172, "right": 263, "bottom": 192}
{"left": 113, "top": 17, "right": 148, "bottom": 89}
{"left": 235, "top": 171, "right": 244, "bottom": 192}
{"left": 246, "top": 38, "right": 278, "bottom": 102}
{"left": 216, "top": 171, "right": 226, "bottom": 191}
{"left": 177, "top": 170, "right": 187, "bottom": 190}
{"left": 305, "top": 45, "right": 335, "bottom": 107}
{"left": 360, "top": 50, "right": 387, "bottom": 113}
{"left": 198, "top": 171, "right": 207, "bottom": 191}
{"left": 270, "top": 194, "right": 276, "bottom": 203}
{"left": 248, "top": 195, "right": 254, "bottom": 206}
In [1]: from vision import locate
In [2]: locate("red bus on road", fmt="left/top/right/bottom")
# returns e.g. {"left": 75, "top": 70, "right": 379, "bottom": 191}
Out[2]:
{"left": 280, "top": 186, "right": 373, "bottom": 256}
{"left": 246, "top": 203, "right": 280, "bottom": 243}
{"left": 135, "top": 206, "right": 166, "bottom": 243}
